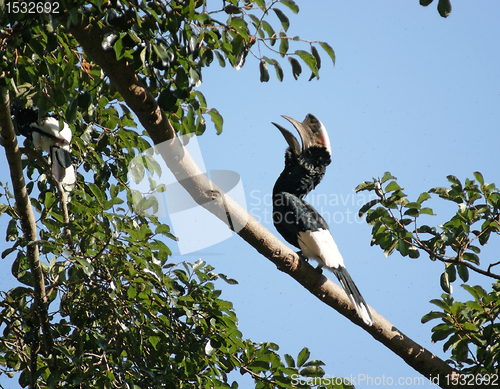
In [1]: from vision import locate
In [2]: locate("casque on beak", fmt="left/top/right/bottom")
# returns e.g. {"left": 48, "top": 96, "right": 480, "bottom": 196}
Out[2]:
{"left": 272, "top": 114, "right": 331, "bottom": 155}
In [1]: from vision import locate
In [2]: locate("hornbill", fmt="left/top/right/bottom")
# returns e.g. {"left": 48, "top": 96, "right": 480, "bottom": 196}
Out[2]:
{"left": 272, "top": 114, "right": 373, "bottom": 326}
{"left": 13, "top": 107, "right": 76, "bottom": 186}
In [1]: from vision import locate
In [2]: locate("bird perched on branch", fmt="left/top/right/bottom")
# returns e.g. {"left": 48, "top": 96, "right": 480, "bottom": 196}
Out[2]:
{"left": 13, "top": 107, "right": 76, "bottom": 186}
{"left": 272, "top": 114, "right": 373, "bottom": 326}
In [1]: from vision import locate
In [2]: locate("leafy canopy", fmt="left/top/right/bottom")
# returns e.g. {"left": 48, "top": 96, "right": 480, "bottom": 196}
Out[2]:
{"left": 356, "top": 172, "right": 500, "bottom": 373}
{"left": 0, "top": 0, "right": 351, "bottom": 388}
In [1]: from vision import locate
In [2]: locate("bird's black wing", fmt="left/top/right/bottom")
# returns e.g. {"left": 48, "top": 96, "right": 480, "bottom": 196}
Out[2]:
{"left": 273, "top": 191, "right": 329, "bottom": 248}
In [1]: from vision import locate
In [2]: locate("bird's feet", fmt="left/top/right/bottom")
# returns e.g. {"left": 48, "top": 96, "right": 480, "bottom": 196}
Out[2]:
{"left": 315, "top": 264, "right": 323, "bottom": 274}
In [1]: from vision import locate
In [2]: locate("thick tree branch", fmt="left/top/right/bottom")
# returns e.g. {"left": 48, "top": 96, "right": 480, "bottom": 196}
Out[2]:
{"left": 0, "top": 86, "right": 54, "bottom": 365}
{"left": 67, "top": 16, "right": 459, "bottom": 389}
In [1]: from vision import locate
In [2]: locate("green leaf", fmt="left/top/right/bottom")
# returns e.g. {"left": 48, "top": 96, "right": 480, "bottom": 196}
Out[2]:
{"left": 311, "top": 45, "right": 321, "bottom": 70}
{"left": 420, "top": 0, "right": 434, "bottom": 5}
{"left": 358, "top": 199, "right": 381, "bottom": 218}
{"left": 288, "top": 57, "right": 302, "bottom": 79}
{"left": 261, "top": 21, "right": 276, "bottom": 45}
{"left": 2, "top": 246, "right": 16, "bottom": 259}
{"left": 219, "top": 273, "right": 239, "bottom": 285}
{"left": 385, "top": 181, "right": 402, "bottom": 192}
{"left": 280, "top": 0, "right": 299, "bottom": 14}
{"left": 445, "top": 264, "right": 456, "bottom": 283}
{"left": 421, "top": 311, "right": 445, "bottom": 323}
{"left": 462, "top": 252, "right": 479, "bottom": 264}
{"left": 408, "top": 245, "right": 420, "bottom": 258}
{"left": 319, "top": 41, "right": 335, "bottom": 66}
{"left": 113, "top": 36, "right": 124, "bottom": 60}
{"left": 440, "top": 272, "right": 451, "bottom": 293}
{"left": 297, "top": 347, "right": 310, "bottom": 367}
{"left": 254, "top": 0, "right": 266, "bottom": 11}
{"left": 273, "top": 8, "right": 290, "bottom": 32}
{"left": 208, "top": 108, "right": 223, "bottom": 134}
{"left": 273, "top": 61, "right": 284, "bottom": 81}
{"left": 215, "top": 51, "right": 226, "bottom": 67}
{"left": 437, "top": 0, "right": 452, "bottom": 18}
{"left": 355, "top": 181, "right": 376, "bottom": 192}
{"left": 299, "top": 365, "right": 324, "bottom": 377}
{"left": 259, "top": 60, "right": 270, "bottom": 82}
{"left": 279, "top": 32, "right": 288, "bottom": 57}
{"left": 431, "top": 326, "right": 454, "bottom": 343}
{"left": 12, "top": 252, "right": 33, "bottom": 286}
{"left": 381, "top": 171, "right": 396, "bottom": 184}
{"left": 229, "top": 17, "right": 249, "bottom": 40}
{"left": 366, "top": 207, "right": 388, "bottom": 224}
{"left": 417, "top": 192, "right": 431, "bottom": 204}
{"left": 420, "top": 207, "right": 435, "bottom": 215}
{"left": 447, "top": 175, "right": 462, "bottom": 190}
{"left": 457, "top": 264, "right": 469, "bottom": 282}
{"left": 284, "top": 353, "right": 295, "bottom": 367}
{"left": 473, "top": 171, "right": 484, "bottom": 186}
{"left": 295, "top": 50, "right": 317, "bottom": 77}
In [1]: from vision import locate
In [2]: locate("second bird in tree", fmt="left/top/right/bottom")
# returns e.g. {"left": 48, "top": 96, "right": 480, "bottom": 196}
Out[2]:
{"left": 272, "top": 114, "right": 373, "bottom": 326}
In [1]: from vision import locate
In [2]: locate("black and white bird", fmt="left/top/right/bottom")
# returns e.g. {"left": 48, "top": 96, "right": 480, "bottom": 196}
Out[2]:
{"left": 272, "top": 114, "right": 373, "bottom": 326}
{"left": 14, "top": 107, "right": 76, "bottom": 186}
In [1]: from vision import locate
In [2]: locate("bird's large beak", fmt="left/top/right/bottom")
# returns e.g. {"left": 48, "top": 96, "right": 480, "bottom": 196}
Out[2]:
{"left": 272, "top": 122, "right": 301, "bottom": 154}
{"left": 275, "top": 114, "right": 331, "bottom": 155}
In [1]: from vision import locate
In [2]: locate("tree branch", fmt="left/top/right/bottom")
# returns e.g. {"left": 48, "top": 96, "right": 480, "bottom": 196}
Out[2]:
{"left": 66, "top": 16, "right": 460, "bottom": 389}
{"left": 0, "top": 84, "right": 54, "bottom": 366}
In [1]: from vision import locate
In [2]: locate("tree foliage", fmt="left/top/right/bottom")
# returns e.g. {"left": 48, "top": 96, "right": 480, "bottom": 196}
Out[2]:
{"left": 420, "top": 0, "right": 452, "bottom": 18}
{"left": 0, "top": 0, "right": 348, "bottom": 388}
{"left": 356, "top": 172, "right": 500, "bottom": 374}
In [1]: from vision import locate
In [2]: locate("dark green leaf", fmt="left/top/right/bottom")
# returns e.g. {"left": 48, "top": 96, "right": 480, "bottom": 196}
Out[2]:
{"left": 273, "top": 61, "right": 284, "bottom": 81}
{"left": 355, "top": 181, "right": 376, "bottom": 192}
{"left": 219, "top": 273, "right": 239, "bottom": 285}
{"left": 318, "top": 41, "right": 335, "bottom": 67}
{"left": 437, "top": 0, "right": 452, "bottom": 17}
{"left": 229, "top": 17, "right": 249, "bottom": 40}
{"left": 420, "top": 207, "right": 435, "bottom": 215}
{"left": 462, "top": 253, "right": 479, "bottom": 264}
{"left": 381, "top": 171, "right": 396, "bottom": 184}
{"left": 279, "top": 32, "right": 288, "bottom": 57}
{"left": 445, "top": 264, "right": 456, "bottom": 283}
{"left": 273, "top": 8, "right": 290, "bottom": 32}
{"left": 457, "top": 264, "right": 469, "bottom": 282}
{"left": 284, "top": 354, "right": 295, "bottom": 367}
{"left": 385, "top": 181, "right": 402, "bottom": 192}
{"left": 208, "top": 109, "right": 223, "bottom": 134}
{"left": 261, "top": 21, "right": 276, "bottom": 45}
{"left": 299, "top": 365, "right": 324, "bottom": 377}
{"left": 358, "top": 199, "right": 381, "bottom": 218}
{"left": 417, "top": 192, "right": 431, "bottom": 204}
{"left": 421, "top": 311, "right": 445, "bottom": 323}
{"left": 288, "top": 57, "right": 302, "bottom": 79}
{"left": 408, "top": 245, "right": 420, "bottom": 258}
{"left": 297, "top": 347, "right": 310, "bottom": 367}
{"left": 295, "top": 50, "right": 318, "bottom": 77}
{"left": 431, "top": 326, "right": 454, "bottom": 343}
{"left": 254, "top": 0, "right": 266, "bottom": 11}
{"left": 311, "top": 45, "right": 321, "bottom": 70}
{"left": 420, "top": 0, "right": 434, "bottom": 5}
{"left": 259, "top": 60, "right": 270, "bottom": 82}
{"left": 280, "top": 0, "right": 299, "bottom": 14}
{"left": 440, "top": 272, "right": 451, "bottom": 293}
{"left": 447, "top": 175, "right": 462, "bottom": 190}
{"left": 473, "top": 171, "right": 484, "bottom": 186}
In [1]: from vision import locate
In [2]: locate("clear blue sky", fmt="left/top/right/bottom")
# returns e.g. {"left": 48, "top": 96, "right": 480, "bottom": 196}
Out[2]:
{"left": 1, "top": 1, "right": 500, "bottom": 388}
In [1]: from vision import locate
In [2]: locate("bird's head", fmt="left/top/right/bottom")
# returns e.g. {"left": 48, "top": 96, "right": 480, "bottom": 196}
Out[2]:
{"left": 272, "top": 114, "right": 331, "bottom": 156}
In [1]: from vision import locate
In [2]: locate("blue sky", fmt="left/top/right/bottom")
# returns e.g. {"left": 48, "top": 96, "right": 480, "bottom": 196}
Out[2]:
{"left": 1, "top": 1, "right": 500, "bottom": 388}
